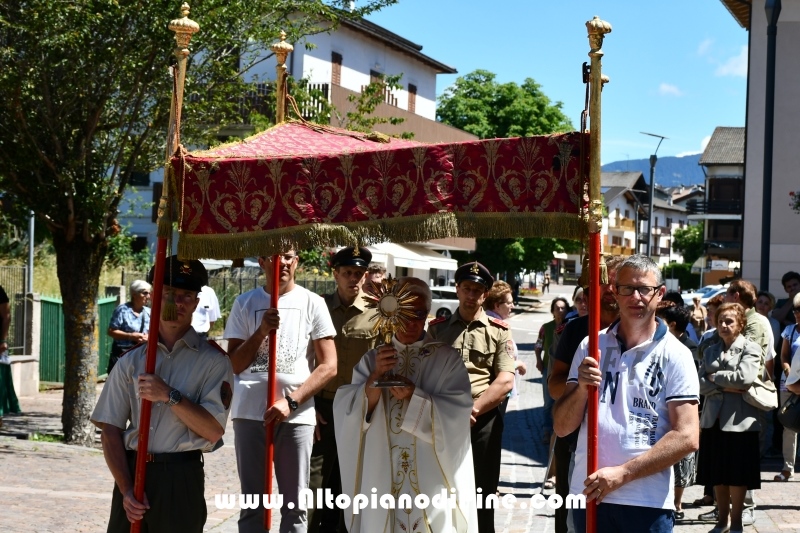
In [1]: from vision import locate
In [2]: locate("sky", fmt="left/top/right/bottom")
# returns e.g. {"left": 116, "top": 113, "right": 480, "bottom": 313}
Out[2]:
{"left": 366, "top": 0, "right": 749, "bottom": 164}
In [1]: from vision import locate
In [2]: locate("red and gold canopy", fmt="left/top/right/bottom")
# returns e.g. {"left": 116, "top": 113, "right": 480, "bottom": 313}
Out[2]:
{"left": 171, "top": 121, "right": 589, "bottom": 259}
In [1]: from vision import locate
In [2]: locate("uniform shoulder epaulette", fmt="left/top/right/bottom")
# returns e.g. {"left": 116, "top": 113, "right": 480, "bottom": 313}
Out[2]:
{"left": 207, "top": 339, "right": 229, "bottom": 357}
{"left": 428, "top": 316, "right": 448, "bottom": 327}
{"left": 488, "top": 316, "right": 509, "bottom": 329}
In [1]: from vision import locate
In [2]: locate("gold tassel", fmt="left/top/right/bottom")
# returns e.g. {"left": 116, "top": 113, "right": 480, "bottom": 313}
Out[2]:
{"left": 157, "top": 196, "right": 172, "bottom": 239}
{"left": 161, "top": 290, "right": 178, "bottom": 321}
{"left": 577, "top": 253, "right": 608, "bottom": 288}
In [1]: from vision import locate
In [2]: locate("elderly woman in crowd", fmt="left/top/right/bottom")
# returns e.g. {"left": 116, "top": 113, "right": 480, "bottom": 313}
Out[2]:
{"left": 696, "top": 302, "right": 762, "bottom": 533}
{"left": 484, "top": 281, "right": 527, "bottom": 406}
{"left": 756, "top": 290, "right": 782, "bottom": 355}
{"left": 776, "top": 292, "right": 800, "bottom": 481}
{"left": 106, "top": 279, "right": 151, "bottom": 374}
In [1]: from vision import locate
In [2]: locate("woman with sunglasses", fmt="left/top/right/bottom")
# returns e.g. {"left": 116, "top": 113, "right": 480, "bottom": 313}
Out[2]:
{"left": 106, "top": 279, "right": 151, "bottom": 374}
{"left": 776, "top": 293, "right": 800, "bottom": 481}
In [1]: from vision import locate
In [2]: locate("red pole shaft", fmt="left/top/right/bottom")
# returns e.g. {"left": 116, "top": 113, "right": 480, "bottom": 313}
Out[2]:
{"left": 264, "top": 255, "right": 280, "bottom": 531}
{"left": 130, "top": 237, "right": 168, "bottom": 533}
{"left": 586, "top": 232, "right": 601, "bottom": 532}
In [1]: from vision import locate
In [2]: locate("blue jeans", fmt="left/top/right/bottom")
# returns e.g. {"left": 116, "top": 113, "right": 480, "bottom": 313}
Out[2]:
{"left": 542, "top": 360, "right": 554, "bottom": 433}
{"left": 572, "top": 504, "right": 674, "bottom": 533}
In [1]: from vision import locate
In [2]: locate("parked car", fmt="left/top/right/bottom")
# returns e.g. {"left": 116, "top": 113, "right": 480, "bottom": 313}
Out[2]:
{"left": 700, "top": 286, "right": 729, "bottom": 306}
{"left": 681, "top": 284, "right": 723, "bottom": 306}
{"left": 430, "top": 286, "right": 459, "bottom": 319}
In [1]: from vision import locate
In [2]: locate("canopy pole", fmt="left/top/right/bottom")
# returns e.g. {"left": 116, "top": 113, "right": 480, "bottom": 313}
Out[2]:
{"left": 272, "top": 31, "right": 294, "bottom": 124}
{"left": 262, "top": 32, "right": 293, "bottom": 530}
{"left": 263, "top": 256, "right": 281, "bottom": 530}
{"left": 585, "top": 16, "right": 611, "bottom": 533}
{"left": 131, "top": 6, "right": 198, "bottom": 533}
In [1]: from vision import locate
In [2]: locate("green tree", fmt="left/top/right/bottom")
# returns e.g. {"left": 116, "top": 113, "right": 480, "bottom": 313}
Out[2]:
{"left": 438, "top": 69, "right": 578, "bottom": 275}
{"left": 453, "top": 238, "right": 582, "bottom": 281}
{"left": 0, "top": 0, "right": 395, "bottom": 445}
{"left": 673, "top": 222, "right": 704, "bottom": 265}
{"left": 437, "top": 69, "right": 573, "bottom": 139}
{"left": 333, "top": 73, "right": 412, "bottom": 139}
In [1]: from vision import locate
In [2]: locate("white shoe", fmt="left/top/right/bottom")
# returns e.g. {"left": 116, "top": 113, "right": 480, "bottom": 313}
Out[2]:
{"left": 0, "top": 352, "right": 10, "bottom": 365}
{"left": 741, "top": 507, "right": 755, "bottom": 526}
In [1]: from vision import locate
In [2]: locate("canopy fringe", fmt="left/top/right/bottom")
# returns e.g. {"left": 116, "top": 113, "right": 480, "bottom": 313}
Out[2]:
{"left": 176, "top": 212, "right": 585, "bottom": 259}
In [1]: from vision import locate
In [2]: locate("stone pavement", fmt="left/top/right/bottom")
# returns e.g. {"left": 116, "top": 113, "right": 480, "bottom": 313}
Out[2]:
{"left": 2, "top": 337, "right": 800, "bottom": 531}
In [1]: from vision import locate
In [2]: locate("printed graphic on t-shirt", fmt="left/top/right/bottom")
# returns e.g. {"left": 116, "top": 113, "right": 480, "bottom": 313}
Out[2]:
{"left": 598, "top": 344, "right": 666, "bottom": 449}
{"left": 250, "top": 307, "right": 302, "bottom": 373}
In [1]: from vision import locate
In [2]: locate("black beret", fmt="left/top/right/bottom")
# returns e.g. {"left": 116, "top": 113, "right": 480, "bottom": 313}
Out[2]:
{"left": 455, "top": 261, "right": 493, "bottom": 290}
{"left": 147, "top": 255, "right": 208, "bottom": 293}
{"left": 331, "top": 247, "right": 372, "bottom": 269}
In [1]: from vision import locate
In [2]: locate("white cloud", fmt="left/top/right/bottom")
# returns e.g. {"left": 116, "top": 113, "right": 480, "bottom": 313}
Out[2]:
{"left": 675, "top": 135, "right": 712, "bottom": 157}
{"left": 715, "top": 45, "right": 748, "bottom": 77}
{"left": 658, "top": 83, "right": 684, "bottom": 97}
{"left": 697, "top": 38, "right": 713, "bottom": 56}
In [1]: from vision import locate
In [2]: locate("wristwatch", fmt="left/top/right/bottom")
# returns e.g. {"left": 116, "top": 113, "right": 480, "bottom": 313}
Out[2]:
{"left": 167, "top": 388, "right": 183, "bottom": 407}
{"left": 285, "top": 395, "right": 299, "bottom": 412}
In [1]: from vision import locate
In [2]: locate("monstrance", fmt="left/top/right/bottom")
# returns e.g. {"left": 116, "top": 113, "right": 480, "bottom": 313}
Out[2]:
{"left": 362, "top": 275, "right": 418, "bottom": 388}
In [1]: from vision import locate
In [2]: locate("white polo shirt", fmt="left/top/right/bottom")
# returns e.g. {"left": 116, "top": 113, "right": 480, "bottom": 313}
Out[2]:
{"left": 567, "top": 318, "right": 699, "bottom": 510}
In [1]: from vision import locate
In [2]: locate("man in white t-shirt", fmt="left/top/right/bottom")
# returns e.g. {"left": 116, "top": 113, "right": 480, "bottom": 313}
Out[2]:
{"left": 224, "top": 251, "right": 337, "bottom": 533}
{"left": 553, "top": 255, "right": 699, "bottom": 533}
{"left": 191, "top": 285, "right": 221, "bottom": 339}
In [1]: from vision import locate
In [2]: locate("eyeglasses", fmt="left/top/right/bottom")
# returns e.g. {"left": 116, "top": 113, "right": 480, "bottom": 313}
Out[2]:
{"left": 408, "top": 309, "right": 429, "bottom": 321}
{"left": 616, "top": 285, "right": 663, "bottom": 297}
{"left": 267, "top": 254, "right": 297, "bottom": 264}
{"left": 166, "top": 290, "right": 197, "bottom": 303}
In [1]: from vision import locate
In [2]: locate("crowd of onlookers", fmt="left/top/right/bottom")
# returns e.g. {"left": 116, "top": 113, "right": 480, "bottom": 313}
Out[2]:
{"left": 537, "top": 264, "right": 800, "bottom": 533}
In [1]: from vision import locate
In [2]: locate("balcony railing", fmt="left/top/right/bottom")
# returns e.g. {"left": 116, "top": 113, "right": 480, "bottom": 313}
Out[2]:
{"left": 608, "top": 245, "right": 635, "bottom": 256}
{"left": 608, "top": 217, "right": 636, "bottom": 230}
{"left": 650, "top": 247, "right": 672, "bottom": 256}
{"left": 686, "top": 199, "right": 743, "bottom": 215}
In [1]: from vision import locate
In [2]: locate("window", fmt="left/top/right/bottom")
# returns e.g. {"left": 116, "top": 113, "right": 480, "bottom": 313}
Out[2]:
{"left": 624, "top": 209, "right": 630, "bottom": 219}
{"left": 611, "top": 236, "right": 622, "bottom": 246}
{"left": 331, "top": 52, "right": 342, "bottom": 85}
{"left": 408, "top": 83, "right": 417, "bottom": 114}
{"left": 132, "top": 236, "right": 148, "bottom": 254}
{"left": 129, "top": 171, "right": 150, "bottom": 186}
{"left": 370, "top": 69, "right": 383, "bottom": 84}
{"left": 151, "top": 182, "right": 163, "bottom": 223}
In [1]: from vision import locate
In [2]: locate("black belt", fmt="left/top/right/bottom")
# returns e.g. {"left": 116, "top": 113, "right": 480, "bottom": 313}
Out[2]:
{"left": 126, "top": 449, "right": 202, "bottom": 464}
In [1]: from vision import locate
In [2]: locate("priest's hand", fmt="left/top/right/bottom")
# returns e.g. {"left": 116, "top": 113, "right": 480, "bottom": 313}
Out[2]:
{"left": 389, "top": 375, "right": 415, "bottom": 401}
{"left": 367, "top": 344, "right": 399, "bottom": 383}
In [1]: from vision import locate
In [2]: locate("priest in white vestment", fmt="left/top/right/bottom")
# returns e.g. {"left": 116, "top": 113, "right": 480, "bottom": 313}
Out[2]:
{"left": 334, "top": 277, "right": 478, "bottom": 533}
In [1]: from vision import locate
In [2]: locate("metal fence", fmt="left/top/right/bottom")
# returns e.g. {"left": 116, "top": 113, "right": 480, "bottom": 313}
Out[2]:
{"left": 122, "top": 268, "right": 337, "bottom": 331}
{"left": 39, "top": 295, "right": 119, "bottom": 383}
{"left": 0, "top": 265, "right": 28, "bottom": 355}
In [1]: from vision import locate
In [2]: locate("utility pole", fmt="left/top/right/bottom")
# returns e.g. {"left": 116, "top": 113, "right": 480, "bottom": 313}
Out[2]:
{"left": 641, "top": 132, "right": 668, "bottom": 257}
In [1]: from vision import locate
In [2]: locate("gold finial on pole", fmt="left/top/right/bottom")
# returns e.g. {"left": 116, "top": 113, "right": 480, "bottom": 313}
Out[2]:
{"left": 271, "top": 30, "right": 294, "bottom": 123}
{"left": 586, "top": 15, "right": 612, "bottom": 234}
{"left": 165, "top": 3, "right": 200, "bottom": 161}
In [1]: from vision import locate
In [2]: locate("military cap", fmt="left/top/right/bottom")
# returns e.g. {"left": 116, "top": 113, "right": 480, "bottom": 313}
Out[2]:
{"left": 455, "top": 261, "right": 494, "bottom": 290}
{"left": 332, "top": 246, "right": 372, "bottom": 269}
{"left": 147, "top": 255, "right": 208, "bottom": 293}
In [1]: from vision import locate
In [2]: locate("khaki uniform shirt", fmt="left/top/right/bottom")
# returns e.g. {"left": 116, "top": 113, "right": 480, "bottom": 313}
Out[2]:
{"left": 429, "top": 308, "right": 515, "bottom": 398}
{"left": 91, "top": 328, "right": 234, "bottom": 453}
{"left": 320, "top": 290, "right": 379, "bottom": 398}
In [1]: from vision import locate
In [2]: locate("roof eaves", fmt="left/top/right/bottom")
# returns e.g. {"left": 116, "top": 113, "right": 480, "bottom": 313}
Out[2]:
{"left": 341, "top": 18, "right": 458, "bottom": 74}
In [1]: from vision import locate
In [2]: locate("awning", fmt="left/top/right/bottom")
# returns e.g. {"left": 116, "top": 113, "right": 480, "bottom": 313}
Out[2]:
{"left": 368, "top": 242, "right": 458, "bottom": 271}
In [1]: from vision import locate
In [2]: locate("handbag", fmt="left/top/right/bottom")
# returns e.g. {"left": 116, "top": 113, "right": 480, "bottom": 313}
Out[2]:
{"left": 778, "top": 393, "right": 800, "bottom": 433}
{"left": 742, "top": 374, "right": 778, "bottom": 411}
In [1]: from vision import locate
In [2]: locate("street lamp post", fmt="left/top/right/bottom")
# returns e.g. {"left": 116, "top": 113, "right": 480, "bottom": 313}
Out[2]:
{"left": 641, "top": 132, "right": 668, "bottom": 257}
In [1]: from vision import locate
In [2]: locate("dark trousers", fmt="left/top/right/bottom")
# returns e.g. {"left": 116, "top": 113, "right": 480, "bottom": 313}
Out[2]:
{"left": 553, "top": 436, "right": 572, "bottom": 533}
{"left": 472, "top": 407, "right": 503, "bottom": 533}
{"left": 572, "top": 503, "right": 674, "bottom": 533}
{"left": 308, "top": 396, "right": 345, "bottom": 533}
{"left": 108, "top": 452, "right": 206, "bottom": 533}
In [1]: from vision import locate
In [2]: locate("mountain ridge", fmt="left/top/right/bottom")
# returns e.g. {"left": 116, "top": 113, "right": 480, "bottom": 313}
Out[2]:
{"left": 602, "top": 154, "right": 704, "bottom": 187}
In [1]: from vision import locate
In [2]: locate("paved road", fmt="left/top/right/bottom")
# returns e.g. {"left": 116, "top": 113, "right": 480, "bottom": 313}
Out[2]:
{"left": 1, "top": 283, "right": 799, "bottom": 532}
